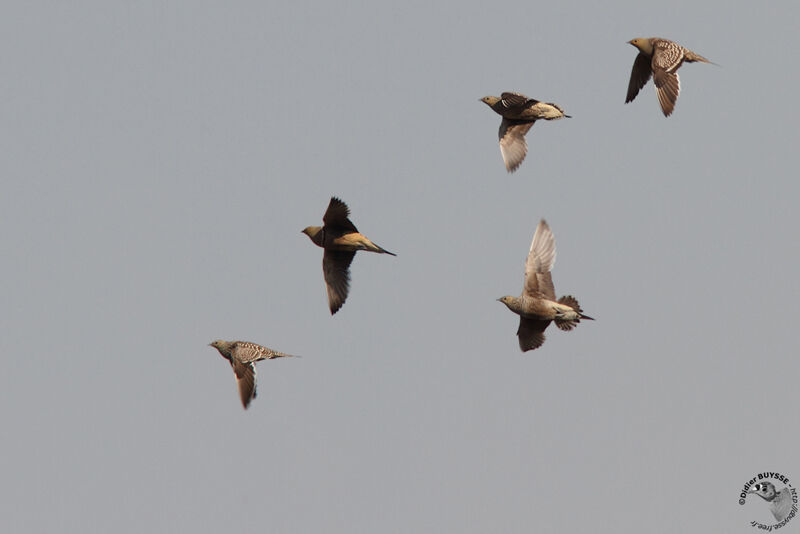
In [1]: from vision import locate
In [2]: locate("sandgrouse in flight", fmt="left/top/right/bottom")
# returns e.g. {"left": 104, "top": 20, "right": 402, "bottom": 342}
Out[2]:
{"left": 302, "top": 197, "right": 395, "bottom": 314}
{"left": 209, "top": 340, "right": 296, "bottom": 409}
{"left": 625, "top": 37, "right": 712, "bottom": 117}
{"left": 480, "top": 92, "right": 570, "bottom": 173}
{"left": 497, "top": 219, "right": 593, "bottom": 351}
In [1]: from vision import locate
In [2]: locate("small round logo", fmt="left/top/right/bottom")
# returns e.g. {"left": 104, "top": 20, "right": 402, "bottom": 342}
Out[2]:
{"left": 739, "top": 471, "right": 797, "bottom": 530}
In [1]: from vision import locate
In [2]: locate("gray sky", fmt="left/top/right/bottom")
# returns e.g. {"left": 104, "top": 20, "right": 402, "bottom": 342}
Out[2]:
{"left": 2, "top": 2, "right": 798, "bottom": 533}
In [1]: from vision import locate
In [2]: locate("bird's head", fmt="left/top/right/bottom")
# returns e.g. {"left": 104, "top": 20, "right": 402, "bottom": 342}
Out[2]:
{"left": 302, "top": 226, "right": 321, "bottom": 239}
{"left": 209, "top": 340, "right": 232, "bottom": 357}
{"left": 480, "top": 96, "right": 501, "bottom": 107}
{"left": 628, "top": 38, "right": 652, "bottom": 54}
{"left": 497, "top": 296, "right": 515, "bottom": 309}
{"left": 749, "top": 482, "right": 777, "bottom": 502}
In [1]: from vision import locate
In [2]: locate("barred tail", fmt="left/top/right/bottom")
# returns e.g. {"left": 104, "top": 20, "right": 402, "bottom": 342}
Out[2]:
{"left": 554, "top": 295, "right": 594, "bottom": 331}
{"left": 685, "top": 51, "right": 712, "bottom": 64}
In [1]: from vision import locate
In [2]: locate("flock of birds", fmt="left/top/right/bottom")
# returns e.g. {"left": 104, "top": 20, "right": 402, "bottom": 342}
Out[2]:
{"left": 209, "top": 36, "right": 713, "bottom": 409}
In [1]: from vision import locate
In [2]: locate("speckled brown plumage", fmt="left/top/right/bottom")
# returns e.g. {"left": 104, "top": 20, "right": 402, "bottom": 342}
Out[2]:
{"left": 497, "top": 220, "right": 593, "bottom": 352}
{"left": 209, "top": 340, "right": 296, "bottom": 409}
{"left": 626, "top": 38, "right": 711, "bottom": 117}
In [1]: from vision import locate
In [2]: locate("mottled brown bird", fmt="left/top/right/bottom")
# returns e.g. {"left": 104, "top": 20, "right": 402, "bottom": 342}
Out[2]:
{"left": 209, "top": 340, "right": 296, "bottom": 409}
{"left": 497, "top": 219, "right": 593, "bottom": 351}
{"left": 480, "top": 92, "right": 570, "bottom": 172}
{"left": 748, "top": 481, "right": 795, "bottom": 522}
{"left": 625, "top": 37, "right": 712, "bottom": 117}
{"left": 302, "top": 197, "right": 395, "bottom": 314}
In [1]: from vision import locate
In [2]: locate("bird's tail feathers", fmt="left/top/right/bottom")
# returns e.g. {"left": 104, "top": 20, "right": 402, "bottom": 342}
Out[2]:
{"left": 542, "top": 102, "right": 570, "bottom": 120}
{"left": 370, "top": 242, "right": 396, "bottom": 256}
{"left": 355, "top": 234, "right": 397, "bottom": 255}
{"left": 555, "top": 318, "right": 578, "bottom": 331}
{"left": 686, "top": 51, "right": 713, "bottom": 65}
{"left": 555, "top": 295, "right": 594, "bottom": 331}
{"left": 558, "top": 295, "right": 582, "bottom": 312}
{"left": 271, "top": 351, "right": 300, "bottom": 359}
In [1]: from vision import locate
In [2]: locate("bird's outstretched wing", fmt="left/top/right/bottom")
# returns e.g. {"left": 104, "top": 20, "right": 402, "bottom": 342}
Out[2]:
{"left": 651, "top": 41, "right": 685, "bottom": 116}
{"left": 653, "top": 70, "right": 680, "bottom": 117}
{"left": 323, "top": 197, "right": 358, "bottom": 232}
{"left": 626, "top": 52, "right": 652, "bottom": 103}
{"left": 517, "top": 317, "right": 551, "bottom": 351}
{"left": 523, "top": 219, "right": 556, "bottom": 299}
{"left": 323, "top": 250, "right": 356, "bottom": 314}
{"left": 499, "top": 118, "right": 535, "bottom": 172}
{"left": 232, "top": 360, "right": 257, "bottom": 409}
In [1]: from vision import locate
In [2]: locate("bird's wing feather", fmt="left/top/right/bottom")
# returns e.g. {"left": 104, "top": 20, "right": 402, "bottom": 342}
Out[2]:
{"left": 323, "top": 250, "right": 355, "bottom": 314}
{"left": 517, "top": 317, "right": 551, "bottom": 351}
{"left": 232, "top": 361, "right": 257, "bottom": 409}
{"left": 652, "top": 40, "right": 685, "bottom": 72}
{"left": 499, "top": 119, "right": 534, "bottom": 173}
{"left": 500, "top": 92, "right": 535, "bottom": 110}
{"left": 231, "top": 342, "right": 268, "bottom": 364}
{"left": 323, "top": 197, "right": 358, "bottom": 232}
{"left": 524, "top": 220, "right": 556, "bottom": 298}
{"left": 626, "top": 52, "right": 652, "bottom": 103}
{"left": 653, "top": 70, "right": 680, "bottom": 117}
{"left": 534, "top": 272, "right": 556, "bottom": 301}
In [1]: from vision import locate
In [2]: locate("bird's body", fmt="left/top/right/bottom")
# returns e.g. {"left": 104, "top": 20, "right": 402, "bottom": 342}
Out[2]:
{"left": 625, "top": 37, "right": 711, "bottom": 117}
{"left": 302, "top": 225, "right": 392, "bottom": 254}
{"left": 499, "top": 294, "right": 583, "bottom": 322}
{"left": 209, "top": 340, "right": 296, "bottom": 409}
{"left": 303, "top": 197, "right": 395, "bottom": 314}
{"left": 480, "top": 92, "right": 570, "bottom": 173}
{"left": 497, "top": 219, "right": 592, "bottom": 351}
{"left": 748, "top": 481, "right": 795, "bottom": 522}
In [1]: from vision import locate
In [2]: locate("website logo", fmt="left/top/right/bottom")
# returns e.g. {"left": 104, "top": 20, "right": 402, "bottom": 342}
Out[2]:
{"left": 739, "top": 472, "right": 797, "bottom": 530}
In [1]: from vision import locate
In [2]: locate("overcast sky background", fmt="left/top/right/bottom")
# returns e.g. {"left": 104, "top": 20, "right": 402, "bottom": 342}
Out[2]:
{"left": 2, "top": 2, "right": 798, "bottom": 533}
